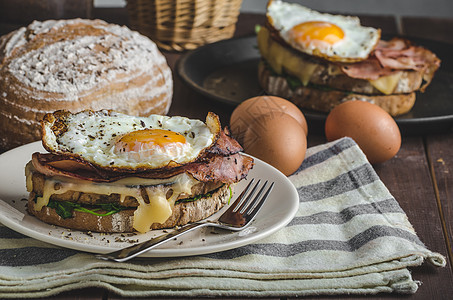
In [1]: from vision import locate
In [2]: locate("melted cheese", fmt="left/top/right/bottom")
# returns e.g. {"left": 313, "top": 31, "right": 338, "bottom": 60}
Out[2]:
{"left": 25, "top": 162, "right": 33, "bottom": 192}
{"left": 369, "top": 71, "right": 403, "bottom": 95}
{"left": 133, "top": 175, "right": 195, "bottom": 233}
{"left": 133, "top": 188, "right": 172, "bottom": 233}
{"left": 25, "top": 162, "right": 199, "bottom": 233}
{"left": 258, "top": 26, "right": 319, "bottom": 86}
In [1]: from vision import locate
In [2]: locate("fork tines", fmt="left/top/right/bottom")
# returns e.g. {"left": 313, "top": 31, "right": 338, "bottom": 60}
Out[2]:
{"left": 234, "top": 179, "right": 275, "bottom": 216}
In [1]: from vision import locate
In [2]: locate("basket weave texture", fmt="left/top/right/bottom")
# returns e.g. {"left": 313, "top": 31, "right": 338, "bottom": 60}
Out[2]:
{"left": 126, "top": 0, "right": 243, "bottom": 51}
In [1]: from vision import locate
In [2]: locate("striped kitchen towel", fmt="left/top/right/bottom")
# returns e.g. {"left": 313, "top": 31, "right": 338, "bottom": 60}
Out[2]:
{"left": 0, "top": 137, "right": 445, "bottom": 298}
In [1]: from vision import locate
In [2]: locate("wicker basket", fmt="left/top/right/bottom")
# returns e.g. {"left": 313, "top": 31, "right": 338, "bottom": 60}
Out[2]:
{"left": 126, "top": 0, "right": 243, "bottom": 51}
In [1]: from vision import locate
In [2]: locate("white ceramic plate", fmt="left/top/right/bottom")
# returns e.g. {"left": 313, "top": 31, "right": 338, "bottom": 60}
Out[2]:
{"left": 0, "top": 142, "right": 299, "bottom": 257}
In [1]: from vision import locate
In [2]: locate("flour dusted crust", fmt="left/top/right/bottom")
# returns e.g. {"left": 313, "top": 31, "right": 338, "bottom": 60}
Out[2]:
{"left": 258, "top": 62, "right": 416, "bottom": 117}
{"left": 0, "top": 19, "right": 173, "bottom": 151}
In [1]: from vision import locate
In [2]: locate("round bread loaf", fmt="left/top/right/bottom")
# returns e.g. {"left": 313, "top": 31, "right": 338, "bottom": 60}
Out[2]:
{"left": 0, "top": 19, "right": 173, "bottom": 151}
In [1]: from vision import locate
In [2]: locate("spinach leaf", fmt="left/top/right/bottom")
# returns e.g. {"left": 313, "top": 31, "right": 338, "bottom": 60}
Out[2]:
{"left": 46, "top": 199, "right": 127, "bottom": 219}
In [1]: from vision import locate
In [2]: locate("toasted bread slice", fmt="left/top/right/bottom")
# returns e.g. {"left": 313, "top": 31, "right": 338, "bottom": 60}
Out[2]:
{"left": 258, "top": 61, "right": 416, "bottom": 116}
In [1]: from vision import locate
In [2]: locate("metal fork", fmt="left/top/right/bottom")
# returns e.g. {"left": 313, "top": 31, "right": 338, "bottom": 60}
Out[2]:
{"left": 96, "top": 178, "right": 274, "bottom": 262}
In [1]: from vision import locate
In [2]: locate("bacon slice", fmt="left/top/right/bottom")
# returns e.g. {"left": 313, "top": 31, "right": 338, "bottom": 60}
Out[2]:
{"left": 341, "top": 56, "right": 397, "bottom": 80}
{"left": 185, "top": 154, "right": 253, "bottom": 183}
{"left": 32, "top": 152, "right": 253, "bottom": 183}
{"left": 374, "top": 38, "right": 440, "bottom": 71}
{"left": 340, "top": 37, "right": 440, "bottom": 89}
{"left": 205, "top": 127, "right": 243, "bottom": 156}
{"left": 31, "top": 126, "right": 253, "bottom": 183}
{"left": 32, "top": 153, "right": 112, "bottom": 181}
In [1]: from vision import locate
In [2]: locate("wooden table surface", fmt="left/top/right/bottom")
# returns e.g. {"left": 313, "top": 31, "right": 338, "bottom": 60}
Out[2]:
{"left": 1, "top": 6, "right": 452, "bottom": 300}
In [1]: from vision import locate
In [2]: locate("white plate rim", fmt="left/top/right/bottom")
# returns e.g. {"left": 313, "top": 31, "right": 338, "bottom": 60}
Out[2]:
{"left": 0, "top": 142, "right": 299, "bottom": 257}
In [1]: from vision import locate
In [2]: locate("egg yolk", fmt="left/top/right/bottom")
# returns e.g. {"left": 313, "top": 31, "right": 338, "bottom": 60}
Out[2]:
{"left": 290, "top": 21, "right": 344, "bottom": 48}
{"left": 114, "top": 129, "right": 187, "bottom": 159}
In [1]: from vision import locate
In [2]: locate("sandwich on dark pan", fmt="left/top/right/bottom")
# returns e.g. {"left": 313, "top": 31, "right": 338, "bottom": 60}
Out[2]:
{"left": 257, "top": 0, "right": 440, "bottom": 116}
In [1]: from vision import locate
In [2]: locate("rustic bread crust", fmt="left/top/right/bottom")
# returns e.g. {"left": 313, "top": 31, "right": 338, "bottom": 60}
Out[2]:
{"left": 0, "top": 19, "right": 173, "bottom": 151}
{"left": 258, "top": 62, "right": 416, "bottom": 117}
{"left": 28, "top": 184, "right": 232, "bottom": 233}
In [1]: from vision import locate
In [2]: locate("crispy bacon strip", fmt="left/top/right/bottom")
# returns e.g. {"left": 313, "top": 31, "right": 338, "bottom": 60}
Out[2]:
{"left": 184, "top": 154, "right": 253, "bottom": 183}
{"left": 205, "top": 127, "right": 243, "bottom": 156}
{"left": 32, "top": 153, "right": 112, "bottom": 181}
{"left": 32, "top": 152, "right": 253, "bottom": 183}
{"left": 31, "top": 126, "right": 253, "bottom": 183}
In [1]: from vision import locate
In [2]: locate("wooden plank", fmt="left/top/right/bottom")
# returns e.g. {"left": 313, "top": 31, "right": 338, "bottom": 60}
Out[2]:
{"left": 426, "top": 132, "right": 453, "bottom": 268}
{"left": 375, "top": 136, "right": 453, "bottom": 298}
{"left": 399, "top": 18, "right": 453, "bottom": 298}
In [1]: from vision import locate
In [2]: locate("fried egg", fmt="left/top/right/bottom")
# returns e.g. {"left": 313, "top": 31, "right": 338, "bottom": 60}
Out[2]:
{"left": 41, "top": 110, "right": 220, "bottom": 170}
{"left": 267, "top": 0, "right": 381, "bottom": 62}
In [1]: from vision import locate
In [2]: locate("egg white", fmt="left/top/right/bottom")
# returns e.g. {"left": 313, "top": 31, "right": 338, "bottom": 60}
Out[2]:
{"left": 267, "top": 0, "right": 380, "bottom": 62}
{"left": 42, "top": 110, "right": 217, "bottom": 170}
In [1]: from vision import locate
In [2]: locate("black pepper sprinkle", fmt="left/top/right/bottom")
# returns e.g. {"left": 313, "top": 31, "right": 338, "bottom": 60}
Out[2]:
{"left": 140, "top": 120, "right": 146, "bottom": 127}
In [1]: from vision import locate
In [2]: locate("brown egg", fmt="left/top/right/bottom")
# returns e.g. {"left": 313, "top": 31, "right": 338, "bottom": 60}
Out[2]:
{"left": 325, "top": 100, "right": 401, "bottom": 164}
{"left": 230, "top": 95, "right": 308, "bottom": 144}
{"left": 243, "top": 113, "right": 307, "bottom": 176}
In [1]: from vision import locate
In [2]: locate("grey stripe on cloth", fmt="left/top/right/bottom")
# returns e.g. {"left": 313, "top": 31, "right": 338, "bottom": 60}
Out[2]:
{"left": 0, "top": 137, "right": 445, "bottom": 299}
{"left": 298, "top": 163, "right": 380, "bottom": 202}
{"left": 288, "top": 198, "right": 404, "bottom": 225}
{"left": 295, "top": 137, "right": 356, "bottom": 173}
{"left": 0, "top": 246, "right": 79, "bottom": 267}
{"left": 0, "top": 226, "right": 27, "bottom": 239}
{"left": 202, "top": 225, "right": 425, "bottom": 260}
